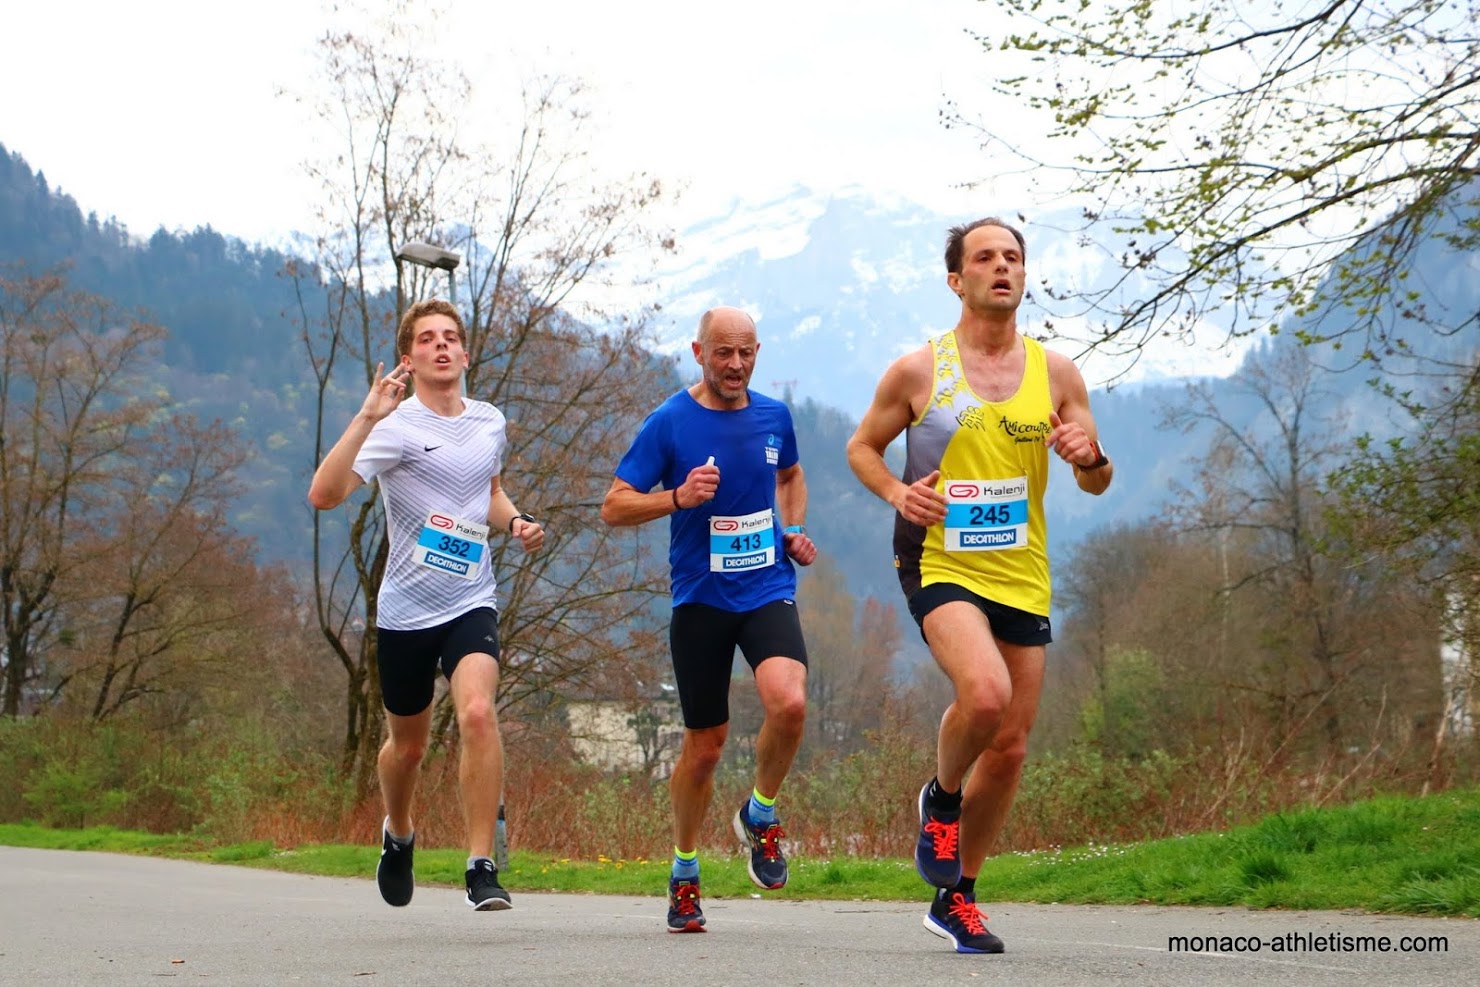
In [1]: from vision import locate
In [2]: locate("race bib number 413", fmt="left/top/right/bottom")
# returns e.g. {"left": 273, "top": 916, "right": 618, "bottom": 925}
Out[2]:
{"left": 709, "top": 508, "right": 776, "bottom": 573}
{"left": 414, "top": 512, "right": 489, "bottom": 580}
{"left": 943, "top": 477, "right": 1028, "bottom": 552}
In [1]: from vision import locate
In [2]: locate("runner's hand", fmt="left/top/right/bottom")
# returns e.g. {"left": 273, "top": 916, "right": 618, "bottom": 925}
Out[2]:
{"left": 359, "top": 362, "right": 410, "bottom": 423}
{"left": 1046, "top": 412, "right": 1095, "bottom": 467}
{"left": 897, "top": 469, "right": 947, "bottom": 527}
{"left": 512, "top": 518, "right": 544, "bottom": 554}
{"left": 676, "top": 460, "right": 720, "bottom": 508}
{"left": 783, "top": 530, "right": 817, "bottom": 566}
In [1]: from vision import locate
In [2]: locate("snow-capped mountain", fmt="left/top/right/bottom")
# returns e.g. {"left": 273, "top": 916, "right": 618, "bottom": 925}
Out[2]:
{"left": 646, "top": 183, "right": 1477, "bottom": 574}
{"left": 650, "top": 185, "right": 1252, "bottom": 419}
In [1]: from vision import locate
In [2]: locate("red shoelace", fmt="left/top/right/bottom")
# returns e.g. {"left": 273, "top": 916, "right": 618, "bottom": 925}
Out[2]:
{"left": 754, "top": 822, "right": 786, "bottom": 861}
{"left": 671, "top": 882, "right": 701, "bottom": 916}
{"left": 944, "top": 892, "right": 989, "bottom": 935}
{"left": 924, "top": 817, "right": 960, "bottom": 860}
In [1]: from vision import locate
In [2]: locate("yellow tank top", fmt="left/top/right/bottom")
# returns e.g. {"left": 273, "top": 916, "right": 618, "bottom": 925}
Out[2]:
{"left": 893, "top": 332, "right": 1053, "bottom": 615}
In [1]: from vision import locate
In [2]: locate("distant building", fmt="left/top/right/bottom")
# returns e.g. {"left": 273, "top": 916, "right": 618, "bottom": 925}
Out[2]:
{"left": 566, "top": 684, "right": 683, "bottom": 778}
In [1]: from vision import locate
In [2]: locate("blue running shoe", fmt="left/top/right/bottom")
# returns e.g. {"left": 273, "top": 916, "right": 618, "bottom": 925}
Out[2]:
{"left": 925, "top": 890, "right": 1005, "bottom": 953}
{"left": 667, "top": 877, "right": 707, "bottom": 933}
{"left": 915, "top": 782, "right": 962, "bottom": 888}
{"left": 732, "top": 805, "right": 788, "bottom": 889}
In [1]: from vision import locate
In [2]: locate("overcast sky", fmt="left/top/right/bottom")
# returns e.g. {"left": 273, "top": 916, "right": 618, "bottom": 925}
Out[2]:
{"left": 2, "top": 0, "right": 1013, "bottom": 245}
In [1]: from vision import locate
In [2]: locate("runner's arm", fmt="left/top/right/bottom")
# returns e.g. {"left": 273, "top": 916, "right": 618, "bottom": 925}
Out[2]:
{"left": 775, "top": 463, "right": 807, "bottom": 530}
{"left": 846, "top": 356, "right": 917, "bottom": 511}
{"left": 307, "top": 414, "right": 373, "bottom": 510}
{"left": 1047, "top": 352, "right": 1113, "bottom": 495}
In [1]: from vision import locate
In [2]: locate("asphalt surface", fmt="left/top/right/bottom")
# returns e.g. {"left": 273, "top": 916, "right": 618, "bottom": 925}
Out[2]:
{"left": 1, "top": 846, "right": 1474, "bottom": 986}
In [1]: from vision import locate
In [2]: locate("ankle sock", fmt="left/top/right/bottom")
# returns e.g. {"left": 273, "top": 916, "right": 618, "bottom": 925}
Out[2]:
{"left": 747, "top": 788, "right": 777, "bottom": 825}
{"left": 672, "top": 847, "right": 699, "bottom": 881}
{"left": 467, "top": 855, "right": 493, "bottom": 871}
{"left": 936, "top": 876, "right": 977, "bottom": 907}
{"left": 926, "top": 777, "right": 963, "bottom": 811}
{"left": 384, "top": 817, "right": 414, "bottom": 845}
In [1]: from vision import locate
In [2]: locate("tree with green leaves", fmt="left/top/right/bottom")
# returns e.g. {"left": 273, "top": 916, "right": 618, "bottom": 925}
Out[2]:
{"left": 965, "top": 0, "right": 1478, "bottom": 370}
{"left": 1329, "top": 366, "right": 1478, "bottom": 787}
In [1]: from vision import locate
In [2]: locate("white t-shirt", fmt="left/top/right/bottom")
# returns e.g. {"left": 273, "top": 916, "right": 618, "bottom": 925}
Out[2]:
{"left": 352, "top": 393, "right": 507, "bottom": 630}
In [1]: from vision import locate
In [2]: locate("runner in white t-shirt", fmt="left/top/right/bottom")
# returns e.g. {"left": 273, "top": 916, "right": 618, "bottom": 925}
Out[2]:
{"left": 308, "top": 298, "right": 544, "bottom": 913}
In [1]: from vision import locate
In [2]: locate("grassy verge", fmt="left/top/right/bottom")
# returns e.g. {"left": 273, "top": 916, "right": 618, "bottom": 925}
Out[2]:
{"left": 3, "top": 788, "right": 1477, "bottom": 916}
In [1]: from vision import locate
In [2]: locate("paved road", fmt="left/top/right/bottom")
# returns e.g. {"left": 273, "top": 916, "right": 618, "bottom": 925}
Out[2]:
{"left": 1, "top": 846, "right": 1473, "bottom": 986}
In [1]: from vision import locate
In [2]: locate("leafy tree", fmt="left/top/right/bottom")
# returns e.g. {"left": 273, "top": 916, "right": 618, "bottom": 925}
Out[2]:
{"left": 287, "top": 7, "right": 675, "bottom": 786}
{"left": 1329, "top": 356, "right": 1479, "bottom": 786}
{"left": 964, "top": 0, "right": 1478, "bottom": 369}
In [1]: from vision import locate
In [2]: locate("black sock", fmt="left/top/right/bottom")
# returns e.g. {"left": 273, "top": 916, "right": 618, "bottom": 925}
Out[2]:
{"left": 936, "top": 876, "right": 977, "bottom": 906}
{"left": 927, "top": 777, "right": 963, "bottom": 810}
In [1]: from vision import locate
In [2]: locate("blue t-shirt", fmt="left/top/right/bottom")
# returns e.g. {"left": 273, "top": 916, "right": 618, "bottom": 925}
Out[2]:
{"left": 614, "top": 388, "right": 800, "bottom": 611}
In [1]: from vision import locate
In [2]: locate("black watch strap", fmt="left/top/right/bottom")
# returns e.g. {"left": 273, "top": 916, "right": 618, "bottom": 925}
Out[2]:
{"left": 1079, "top": 440, "right": 1109, "bottom": 470}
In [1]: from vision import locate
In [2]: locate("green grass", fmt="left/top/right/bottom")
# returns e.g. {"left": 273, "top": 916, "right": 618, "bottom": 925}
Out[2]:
{"left": 4, "top": 788, "right": 1478, "bottom": 916}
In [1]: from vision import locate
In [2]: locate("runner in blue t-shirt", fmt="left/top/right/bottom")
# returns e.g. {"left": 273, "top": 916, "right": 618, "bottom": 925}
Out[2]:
{"left": 601, "top": 306, "right": 818, "bottom": 933}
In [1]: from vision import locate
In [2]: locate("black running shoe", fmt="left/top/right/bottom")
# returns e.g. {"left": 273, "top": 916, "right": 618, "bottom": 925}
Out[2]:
{"left": 376, "top": 821, "right": 415, "bottom": 907}
{"left": 915, "top": 782, "right": 962, "bottom": 888}
{"left": 925, "top": 889, "right": 1005, "bottom": 954}
{"left": 666, "top": 877, "right": 707, "bottom": 933}
{"left": 465, "top": 858, "right": 513, "bottom": 911}
{"left": 732, "top": 805, "right": 789, "bottom": 890}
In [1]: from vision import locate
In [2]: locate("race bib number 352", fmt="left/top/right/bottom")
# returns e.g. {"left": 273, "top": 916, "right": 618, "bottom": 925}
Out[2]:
{"left": 709, "top": 508, "right": 776, "bottom": 573}
{"left": 414, "top": 512, "right": 489, "bottom": 580}
{"left": 943, "top": 477, "right": 1029, "bottom": 552}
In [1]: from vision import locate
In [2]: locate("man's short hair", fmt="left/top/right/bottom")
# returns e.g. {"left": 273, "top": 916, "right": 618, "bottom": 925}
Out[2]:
{"left": 944, "top": 217, "right": 1027, "bottom": 274}
{"left": 396, "top": 299, "right": 467, "bottom": 359}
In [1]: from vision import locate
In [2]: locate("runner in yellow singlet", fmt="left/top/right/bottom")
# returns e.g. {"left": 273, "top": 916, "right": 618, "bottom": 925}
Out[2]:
{"left": 847, "top": 218, "right": 1113, "bottom": 954}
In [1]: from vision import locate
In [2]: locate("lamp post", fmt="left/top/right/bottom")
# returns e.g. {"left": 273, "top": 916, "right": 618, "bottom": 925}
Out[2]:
{"left": 395, "top": 241, "right": 462, "bottom": 304}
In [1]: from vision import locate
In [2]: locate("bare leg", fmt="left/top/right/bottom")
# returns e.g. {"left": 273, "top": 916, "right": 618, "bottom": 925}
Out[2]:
{"left": 922, "top": 601, "right": 1013, "bottom": 792}
{"left": 670, "top": 723, "right": 727, "bottom": 851}
{"left": 959, "top": 641, "right": 1045, "bottom": 876}
{"left": 379, "top": 705, "right": 432, "bottom": 837}
{"left": 752, "top": 656, "right": 807, "bottom": 799}
{"left": 449, "top": 652, "right": 502, "bottom": 859}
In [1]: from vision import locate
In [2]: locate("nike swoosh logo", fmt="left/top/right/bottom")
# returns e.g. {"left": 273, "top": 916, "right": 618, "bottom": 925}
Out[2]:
{"left": 424, "top": 445, "right": 442, "bottom": 452}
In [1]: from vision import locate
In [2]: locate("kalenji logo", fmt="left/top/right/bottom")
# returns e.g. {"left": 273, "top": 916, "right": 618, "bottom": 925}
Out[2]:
{"left": 713, "top": 520, "right": 739, "bottom": 532}
{"left": 430, "top": 514, "right": 454, "bottom": 529}
{"left": 948, "top": 483, "right": 979, "bottom": 498}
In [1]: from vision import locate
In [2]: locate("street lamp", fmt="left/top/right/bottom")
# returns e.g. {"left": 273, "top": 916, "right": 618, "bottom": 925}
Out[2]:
{"left": 396, "top": 241, "right": 462, "bottom": 303}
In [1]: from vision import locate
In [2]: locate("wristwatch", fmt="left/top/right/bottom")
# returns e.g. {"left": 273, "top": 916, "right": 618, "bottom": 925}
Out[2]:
{"left": 509, "top": 512, "right": 537, "bottom": 532}
{"left": 784, "top": 525, "right": 806, "bottom": 535}
{"left": 1078, "top": 441, "right": 1109, "bottom": 470}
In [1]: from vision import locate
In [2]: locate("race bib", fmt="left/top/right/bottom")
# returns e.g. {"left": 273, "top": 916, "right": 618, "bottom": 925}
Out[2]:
{"left": 709, "top": 508, "right": 776, "bottom": 573}
{"left": 413, "top": 512, "right": 489, "bottom": 580}
{"left": 942, "top": 477, "right": 1029, "bottom": 552}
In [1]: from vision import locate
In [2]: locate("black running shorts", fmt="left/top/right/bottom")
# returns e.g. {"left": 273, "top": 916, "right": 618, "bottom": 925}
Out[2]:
{"left": 908, "top": 583, "right": 1052, "bottom": 647}
{"left": 668, "top": 599, "right": 808, "bottom": 730}
{"left": 376, "top": 607, "right": 500, "bottom": 717}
